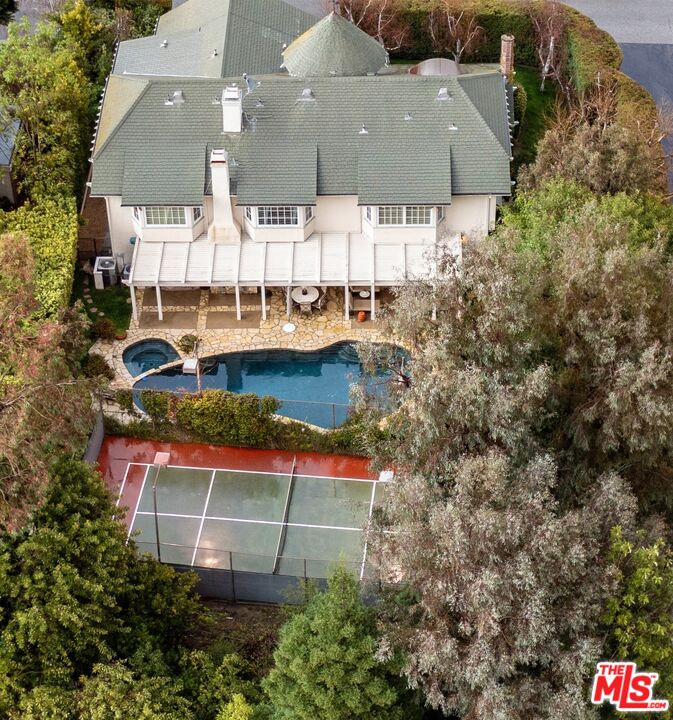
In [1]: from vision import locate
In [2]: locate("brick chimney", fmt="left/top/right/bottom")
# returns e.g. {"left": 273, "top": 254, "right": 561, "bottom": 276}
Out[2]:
{"left": 500, "top": 34, "right": 514, "bottom": 83}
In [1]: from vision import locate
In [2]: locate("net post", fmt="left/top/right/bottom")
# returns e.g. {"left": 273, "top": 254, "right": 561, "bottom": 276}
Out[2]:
{"left": 229, "top": 550, "right": 236, "bottom": 604}
{"left": 152, "top": 465, "right": 161, "bottom": 563}
{"left": 272, "top": 455, "right": 297, "bottom": 574}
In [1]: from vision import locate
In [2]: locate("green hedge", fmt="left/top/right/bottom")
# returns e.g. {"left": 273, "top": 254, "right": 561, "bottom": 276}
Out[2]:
{"left": 111, "top": 389, "right": 383, "bottom": 456}
{"left": 0, "top": 194, "right": 78, "bottom": 316}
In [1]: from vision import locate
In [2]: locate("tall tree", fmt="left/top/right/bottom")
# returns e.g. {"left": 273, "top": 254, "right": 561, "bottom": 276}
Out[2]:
{"left": 0, "top": 459, "right": 200, "bottom": 713}
{"left": 0, "top": 0, "right": 16, "bottom": 26}
{"left": 0, "top": 233, "right": 92, "bottom": 525}
{"left": 263, "top": 567, "right": 413, "bottom": 720}
{"left": 427, "top": 1, "right": 484, "bottom": 64}
{"left": 372, "top": 452, "right": 635, "bottom": 718}
{"left": 336, "top": 0, "right": 407, "bottom": 52}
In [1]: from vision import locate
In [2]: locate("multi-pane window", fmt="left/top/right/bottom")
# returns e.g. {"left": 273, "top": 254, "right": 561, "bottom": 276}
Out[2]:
{"left": 144, "top": 207, "right": 187, "bottom": 225}
{"left": 192, "top": 206, "right": 203, "bottom": 223}
{"left": 405, "top": 206, "right": 432, "bottom": 225}
{"left": 437, "top": 206, "right": 445, "bottom": 222}
{"left": 377, "top": 206, "right": 432, "bottom": 226}
{"left": 257, "top": 206, "right": 299, "bottom": 226}
{"left": 378, "top": 206, "right": 404, "bottom": 225}
{"left": 304, "top": 206, "right": 315, "bottom": 222}
{"left": 245, "top": 206, "right": 252, "bottom": 222}
{"left": 365, "top": 206, "right": 372, "bottom": 223}
{"left": 133, "top": 206, "right": 141, "bottom": 221}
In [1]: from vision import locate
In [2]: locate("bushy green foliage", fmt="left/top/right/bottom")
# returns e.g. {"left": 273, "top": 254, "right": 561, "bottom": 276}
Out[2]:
{"left": 91, "top": 317, "right": 118, "bottom": 340}
{"left": 0, "top": 196, "right": 78, "bottom": 316}
{"left": 263, "top": 567, "right": 413, "bottom": 720}
{"left": 604, "top": 527, "right": 673, "bottom": 709}
{"left": 0, "top": 458, "right": 200, "bottom": 713}
{"left": 217, "top": 694, "right": 255, "bottom": 720}
{"left": 82, "top": 353, "right": 115, "bottom": 380}
{"left": 178, "top": 334, "right": 199, "bottom": 353}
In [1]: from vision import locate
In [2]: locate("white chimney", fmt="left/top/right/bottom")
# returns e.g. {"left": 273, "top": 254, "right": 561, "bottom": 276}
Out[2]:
{"left": 208, "top": 149, "right": 241, "bottom": 242}
{"left": 222, "top": 85, "right": 242, "bottom": 134}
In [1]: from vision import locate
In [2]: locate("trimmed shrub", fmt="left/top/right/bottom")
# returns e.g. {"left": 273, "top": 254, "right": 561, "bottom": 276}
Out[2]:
{"left": 0, "top": 195, "right": 78, "bottom": 316}
{"left": 177, "top": 334, "right": 199, "bottom": 354}
{"left": 114, "top": 388, "right": 136, "bottom": 414}
{"left": 82, "top": 353, "right": 114, "bottom": 380}
{"left": 91, "top": 317, "right": 117, "bottom": 341}
{"left": 513, "top": 83, "right": 528, "bottom": 130}
{"left": 140, "top": 390, "right": 171, "bottom": 423}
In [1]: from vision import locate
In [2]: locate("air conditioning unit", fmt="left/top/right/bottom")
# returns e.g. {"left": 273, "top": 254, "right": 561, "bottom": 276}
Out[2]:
{"left": 93, "top": 256, "right": 118, "bottom": 290}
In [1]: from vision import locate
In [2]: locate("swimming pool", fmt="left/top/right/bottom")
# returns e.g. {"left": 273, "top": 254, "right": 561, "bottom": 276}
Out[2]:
{"left": 123, "top": 339, "right": 180, "bottom": 377}
{"left": 133, "top": 341, "right": 401, "bottom": 428}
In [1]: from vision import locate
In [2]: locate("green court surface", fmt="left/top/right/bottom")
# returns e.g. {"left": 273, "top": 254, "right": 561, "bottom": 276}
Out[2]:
{"left": 128, "top": 464, "right": 382, "bottom": 579}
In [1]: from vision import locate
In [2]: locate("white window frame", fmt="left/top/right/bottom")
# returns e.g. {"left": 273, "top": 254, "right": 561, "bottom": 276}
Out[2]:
{"left": 437, "top": 206, "right": 445, "bottom": 223}
{"left": 245, "top": 206, "right": 252, "bottom": 222}
{"left": 304, "top": 206, "right": 315, "bottom": 223}
{"left": 133, "top": 206, "right": 141, "bottom": 221}
{"left": 377, "top": 205, "right": 433, "bottom": 227}
{"left": 192, "top": 206, "right": 203, "bottom": 223}
{"left": 144, "top": 206, "right": 188, "bottom": 226}
{"left": 257, "top": 206, "right": 299, "bottom": 226}
{"left": 365, "top": 206, "right": 372, "bottom": 224}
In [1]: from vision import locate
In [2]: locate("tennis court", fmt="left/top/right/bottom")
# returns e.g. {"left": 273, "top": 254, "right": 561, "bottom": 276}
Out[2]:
{"left": 117, "top": 451, "right": 386, "bottom": 580}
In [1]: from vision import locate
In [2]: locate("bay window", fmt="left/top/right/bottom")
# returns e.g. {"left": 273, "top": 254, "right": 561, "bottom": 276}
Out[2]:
{"left": 376, "top": 206, "right": 433, "bottom": 226}
{"left": 257, "top": 206, "right": 298, "bottom": 226}
{"left": 132, "top": 206, "right": 204, "bottom": 227}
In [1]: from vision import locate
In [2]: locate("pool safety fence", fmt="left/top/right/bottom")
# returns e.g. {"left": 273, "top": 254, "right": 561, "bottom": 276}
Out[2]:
{"left": 134, "top": 540, "right": 378, "bottom": 604}
{"left": 126, "top": 388, "right": 353, "bottom": 430}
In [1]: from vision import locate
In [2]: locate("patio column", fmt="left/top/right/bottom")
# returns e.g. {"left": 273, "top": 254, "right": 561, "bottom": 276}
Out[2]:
{"left": 234, "top": 285, "right": 241, "bottom": 321}
{"left": 370, "top": 283, "right": 376, "bottom": 321}
{"left": 260, "top": 285, "right": 267, "bottom": 321}
{"left": 344, "top": 284, "right": 349, "bottom": 321}
{"left": 286, "top": 286, "right": 292, "bottom": 318}
{"left": 129, "top": 284, "right": 138, "bottom": 322}
{"left": 156, "top": 285, "right": 163, "bottom": 321}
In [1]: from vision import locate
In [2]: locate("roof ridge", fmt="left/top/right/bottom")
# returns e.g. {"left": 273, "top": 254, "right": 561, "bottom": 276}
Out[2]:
{"left": 454, "top": 76, "right": 511, "bottom": 161}
{"left": 93, "top": 78, "right": 151, "bottom": 161}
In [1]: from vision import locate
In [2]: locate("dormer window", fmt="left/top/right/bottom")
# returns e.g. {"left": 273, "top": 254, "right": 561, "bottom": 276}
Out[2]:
{"left": 377, "top": 206, "right": 432, "bottom": 226}
{"left": 243, "top": 206, "right": 314, "bottom": 228}
{"left": 132, "top": 206, "right": 204, "bottom": 227}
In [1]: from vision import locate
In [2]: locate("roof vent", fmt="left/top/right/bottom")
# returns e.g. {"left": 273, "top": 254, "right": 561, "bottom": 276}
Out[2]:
{"left": 255, "top": 99, "right": 265, "bottom": 108}
{"left": 243, "top": 73, "right": 259, "bottom": 95}
{"left": 448, "top": 123, "right": 458, "bottom": 131}
{"left": 359, "top": 124, "right": 368, "bottom": 135}
{"left": 298, "top": 88, "right": 315, "bottom": 102}
{"left": 165, "top": 90, "right": 185, "bottom": 106}
{"left": 404, "top": 112, "right": 414, "bottom": 121}
{"left": 211, "top": 49, "right": 218, "bottom": 57}
{"left": 160, "top": 39, "right": 168, "bottom": 48}
{"left": 436, "top": 87, "right": 451, "bottom": 102}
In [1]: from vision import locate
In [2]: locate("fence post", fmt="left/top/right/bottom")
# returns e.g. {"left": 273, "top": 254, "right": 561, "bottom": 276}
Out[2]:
{"left": 229, "top": 551, "right": 236, "bottom": 604}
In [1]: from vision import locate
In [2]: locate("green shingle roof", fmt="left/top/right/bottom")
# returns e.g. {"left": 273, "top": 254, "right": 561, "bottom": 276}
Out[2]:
{"left": 282, "top": 12, "right": 388, "bottom": 77}
{"left": 91, "top": 73, "right": 512, "bottom": 205}
{"left": 114, "top": 0, "right": 315, "bottom": 78}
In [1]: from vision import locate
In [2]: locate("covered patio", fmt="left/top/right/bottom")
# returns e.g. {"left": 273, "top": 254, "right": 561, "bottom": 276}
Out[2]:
{"left": 125, "top": 231, "right": 461, "bottom": 325}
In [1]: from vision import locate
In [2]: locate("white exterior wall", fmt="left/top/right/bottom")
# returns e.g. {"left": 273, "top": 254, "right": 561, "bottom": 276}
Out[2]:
{"left": 444, "top": 195, "right": 494, "bottom": 241}
{"left": 106, "top": 196, "right": 137, "bottom": 263}
{"left": 105, "top": 193, "right": 497, "bottom": 266}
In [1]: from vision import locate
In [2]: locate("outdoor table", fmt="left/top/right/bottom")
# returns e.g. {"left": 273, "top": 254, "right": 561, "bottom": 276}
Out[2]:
{"left": 291, "top": 286, "right": 320, "bottom": 304}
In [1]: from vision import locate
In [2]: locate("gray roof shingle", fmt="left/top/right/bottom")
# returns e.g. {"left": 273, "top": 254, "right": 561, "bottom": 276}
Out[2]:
{"left": 92, "top": 73, "right": 511, "bottom": 204}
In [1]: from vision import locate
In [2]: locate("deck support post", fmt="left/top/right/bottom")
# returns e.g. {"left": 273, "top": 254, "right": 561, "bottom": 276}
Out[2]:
{"left": 344, "top": 284, "right": 349, "bottom": 321}
{"left": 156, "top": 285, "right": 163, "bottom": 321}
{"left": 370, "top": 283, "right": 376, "bottom": 320}
{"left": 235, "top": 285, "right": 241, "bottom": 321}
{"left": 286, "top": 286, "right": 292, "bottom": 318}
{"left": 261, "top": 284, "right": 267, "bottom": 321}
{"left": 129, "top": 284, "right": 138, "bottom": 322}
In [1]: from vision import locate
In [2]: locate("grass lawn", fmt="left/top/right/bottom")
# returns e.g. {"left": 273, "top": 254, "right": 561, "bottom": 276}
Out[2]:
{"left": 512, "top": 65, "right": 558, "bottom": 171}
{"left": 71, "top": 270, "right": 132, "bottom": 333}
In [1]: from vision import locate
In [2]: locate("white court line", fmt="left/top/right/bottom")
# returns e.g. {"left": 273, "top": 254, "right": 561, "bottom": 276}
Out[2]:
{"left": 126, "top": 461, "right": 377, "bottom": 483}
{"left": 128, "top": 465, "right": 150, "bottom": 539}
{"left": 360, "top": 480, "right": 378, "bottom": 580}
{"left": 134, "top": 510, "right": 362, "bottom": 533}
{"left": 191, "top": 469, "right": 217, "bottom": 567}
{"left": 116, "top": 462, "right": 132, "bottom": 507}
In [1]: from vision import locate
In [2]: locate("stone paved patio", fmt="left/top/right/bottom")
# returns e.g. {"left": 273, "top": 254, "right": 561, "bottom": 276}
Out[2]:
{"left": 93, "top": 287, "right": 390, "bottom": 388}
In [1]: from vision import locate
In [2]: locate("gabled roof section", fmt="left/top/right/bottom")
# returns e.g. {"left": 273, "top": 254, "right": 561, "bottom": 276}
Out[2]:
{"left": 115, "top": 0, "right": 315, "bottom": 78}
{"left": 358, "top": 136, "right": 451, "bottom": 205}
{"left": 282, "top": 12, "right": 388, "bottom": 77}
{"left": 0, "top": 119, "right": 19, "bottom": 167}
{"left": 121, "top": 145, "right": 206, "bottom": 206}
{"left": 93, "top": 75, "right": 150, "bottom": 156}
{"left": 457, "top": 72, "right": 511, "bottom": 155}
{"left": 237, "top": 140, "right": 317, "bottom": 205}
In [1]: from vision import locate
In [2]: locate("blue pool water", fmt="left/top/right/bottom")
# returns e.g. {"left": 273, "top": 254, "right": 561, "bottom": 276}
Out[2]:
{"left": 123, "top": 339, "right": 180, "bottom": 377}
{"left": 133, "top": 341, "right": 401, "bottom": 428}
